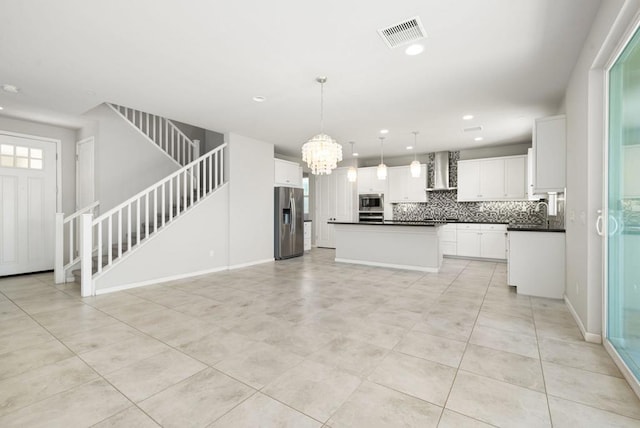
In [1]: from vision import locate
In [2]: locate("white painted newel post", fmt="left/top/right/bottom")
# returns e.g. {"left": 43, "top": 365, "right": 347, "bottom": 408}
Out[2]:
{"left": 193, "top": 139, "right": 200, "bottom": 160}
{"left": 80, "top": 213, "right": 94, "bottom": 297}
{"left": 54, "top": 213, "right": 65, "bottom": 284}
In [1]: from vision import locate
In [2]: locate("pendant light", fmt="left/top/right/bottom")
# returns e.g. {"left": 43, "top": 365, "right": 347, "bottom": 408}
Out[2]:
{"left": 410, "top": 131, "right": 421, "bottom": 178}
{"left": 301, "top": 77, "right": 342, "bottom": 175}
{"left": 347, "top": 141, "right": 357, "bottom": 182}
{"left": 377, "top": 136, "right": 387, "bottom": 180}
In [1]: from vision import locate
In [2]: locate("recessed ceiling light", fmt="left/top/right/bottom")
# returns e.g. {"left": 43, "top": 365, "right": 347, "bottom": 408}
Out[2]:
{"left": 405, "top": 44, "right": 424, "bottom": 56}
{"left": 380, "top": 129, "right": 389, "bottom": 134}
{"left": 474, "top": 137, "right": 483, "bottom": 141}
{"left": 353, "top": 152, "right": 359, "bottom": 157}
{"left": 252, "top": 96, "right": 266, "bottom": 102}
{"left": 406, "top": 146, "right": 414, "bottom": 150}
{"left": 0, "top": 106, "right": 3, "bottom": 110}
{"left": 2, "top": 84, "right": 19, "bottom": 94}
{"left": 462, "top": 114, "right": 474, "bottom": 120}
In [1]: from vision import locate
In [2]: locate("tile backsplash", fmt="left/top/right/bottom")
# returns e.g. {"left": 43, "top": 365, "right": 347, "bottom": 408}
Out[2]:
{"left": 392, "top": 190, "right": 565, "bottom": 227}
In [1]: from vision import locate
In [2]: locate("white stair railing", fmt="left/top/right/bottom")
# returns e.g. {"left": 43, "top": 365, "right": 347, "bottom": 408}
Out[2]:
{"left": 107, "top": 103, "right": 200, "bottom": 166}
{"left": 78, "top": 143, "right": 226, "bottom": 297}
{"left": 54, "top": 201, "right": 100, "bottom": 284}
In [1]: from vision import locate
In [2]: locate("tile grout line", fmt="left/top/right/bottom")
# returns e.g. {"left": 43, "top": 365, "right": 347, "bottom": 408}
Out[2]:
{"left": 437, "top": 261, "right": 498, "bottom": 426}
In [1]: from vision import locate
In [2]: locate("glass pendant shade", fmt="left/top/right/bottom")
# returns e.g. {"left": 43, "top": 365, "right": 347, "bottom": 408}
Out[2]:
{"left": 377, "top": 163, "right": 387, "bottom": 180}
{"left": 409, "top": 131, "right": 421, "bottom": 178}
{"left": 302, "top": 134, "right": 342, "bottom": 175}
{"left": 302, "top": 77, "right": 342, "bottom": 175}
{"left": 347, "top": 166, "right": 357, "bottom": 182}
{"left": 410, "top": 160, "right": 421, "bottom": 177}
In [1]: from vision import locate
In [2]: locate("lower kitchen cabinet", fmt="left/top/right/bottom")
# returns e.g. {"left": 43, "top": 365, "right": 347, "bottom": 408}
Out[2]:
{"left": 455, "top": 223, "right": 507, "bottom": 260}
{"left": 439, "top": 224, "right": 457, "bottom": 256}
{"left": 508, "top": 231, "right": 565, "bottom": 299}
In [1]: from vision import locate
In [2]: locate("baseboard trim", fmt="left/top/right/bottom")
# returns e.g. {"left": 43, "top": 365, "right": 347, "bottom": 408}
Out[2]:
{"left": 95, "top": 265, "right": 228, "bottom": 295}
{"left": 228, "top": 258, "right": 274, "bottom": 270}
{"left": 335, "top": 258, "right": 440, "bottom": 273}
{"left": 603, "top": 339, "right": 640, "bottom": 399}
{"left": 564, "top": 294, "right": 602, "bottom": 343}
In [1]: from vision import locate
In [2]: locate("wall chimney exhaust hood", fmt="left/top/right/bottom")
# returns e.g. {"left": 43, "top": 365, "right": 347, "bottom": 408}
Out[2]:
{"left": 426, "top": 151, "right": 457, "bottom": 191}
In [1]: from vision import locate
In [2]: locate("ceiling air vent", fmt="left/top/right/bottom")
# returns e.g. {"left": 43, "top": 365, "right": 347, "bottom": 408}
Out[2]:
{"left": 464, "top": 126, "right": 483, "bottom": 132}
{"left": 378, "top": 17, "right": 426, "bottom": 49}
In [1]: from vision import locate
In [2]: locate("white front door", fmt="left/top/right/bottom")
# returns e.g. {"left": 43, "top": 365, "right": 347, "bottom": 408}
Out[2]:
{"left": 76, "top": 137, "right": 95, "bottom": 210}
{"left": 0, "top": 134, "right": 57, "bottom": 275}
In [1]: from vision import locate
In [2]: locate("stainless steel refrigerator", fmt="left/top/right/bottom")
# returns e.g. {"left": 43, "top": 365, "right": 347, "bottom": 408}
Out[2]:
{"left": 274, "top": 187, "right": 304, "bottom": 259}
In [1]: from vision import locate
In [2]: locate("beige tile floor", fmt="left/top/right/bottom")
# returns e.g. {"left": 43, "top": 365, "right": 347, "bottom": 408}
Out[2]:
{"left": 1, "top": 248, "right": 639, "bottom": 427}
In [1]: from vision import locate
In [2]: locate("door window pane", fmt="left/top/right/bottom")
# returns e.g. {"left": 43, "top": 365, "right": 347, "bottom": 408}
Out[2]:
{"left": 0, "top": 143, "right": 45, "bottom": 170}
{"left": 0, "top": 144, "right": 13, "bottom": 155}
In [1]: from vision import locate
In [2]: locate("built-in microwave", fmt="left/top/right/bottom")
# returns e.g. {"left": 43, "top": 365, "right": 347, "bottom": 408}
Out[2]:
{"left": 359, "top": 194, "right": 384, "bottom": 212}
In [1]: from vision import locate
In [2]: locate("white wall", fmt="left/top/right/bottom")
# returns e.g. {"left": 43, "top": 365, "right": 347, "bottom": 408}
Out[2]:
{"left": 81, "top": 104, "right": 180, "bottom": 214}
{"left": 227, "top": 132, "right": 274, "bottom": 267}
{"left": 0, "top": 116, "right": 77, "bottom": 214}
{"left": 94, "top": 185, "right": 230, "bottom": 291}
{"left": 563, "top": 0, "right": 639, "bottom": 338}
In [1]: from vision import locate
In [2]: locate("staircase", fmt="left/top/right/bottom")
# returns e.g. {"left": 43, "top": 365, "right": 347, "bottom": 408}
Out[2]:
{"left": 108, "top": 103, "right": 200, "bottom": 166}
{"left": 54, "top": 104, "right": 226, "bottom": 296}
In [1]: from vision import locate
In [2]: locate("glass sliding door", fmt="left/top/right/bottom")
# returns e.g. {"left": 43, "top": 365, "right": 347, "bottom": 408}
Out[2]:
{"left": 607, "top": 25, "right": 640, "bottom": 381}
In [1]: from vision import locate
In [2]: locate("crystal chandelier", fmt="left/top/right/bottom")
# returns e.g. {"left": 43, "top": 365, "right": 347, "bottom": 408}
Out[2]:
{"left": 302, "top": 77, "right": 342, "bottom": 175}
{"left": 410, "top": 131, "right": 421, "bottom": 178}
{"left": 347, "top": 141, "right": 357, "bottom": 182}
{"left": 377, "top": 136, "right": 387, "bottom": 180}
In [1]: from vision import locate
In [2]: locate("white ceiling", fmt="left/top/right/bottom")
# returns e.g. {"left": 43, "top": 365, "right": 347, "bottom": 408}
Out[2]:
{"left": 0, "top": 0, "right": 601, "bottom": 159}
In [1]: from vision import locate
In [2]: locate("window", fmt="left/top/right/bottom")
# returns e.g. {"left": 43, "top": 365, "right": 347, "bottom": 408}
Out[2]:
{"left": 303, "top": 176, "right": 309, "bottom": 217}
{"left": 0, "top": 144, "right": 43, "bottom": 170}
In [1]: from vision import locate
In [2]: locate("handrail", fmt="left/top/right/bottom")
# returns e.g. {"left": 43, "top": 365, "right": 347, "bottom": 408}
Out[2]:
{"left": 64, "top": 201, "right": 100, "bottom": 224}
{"left": 93, "top": 144, "right": 226, "bottom": 225}
{"left": 167, "top": 118, "right": 197, "bottom": 149}
{"left": 107, "top": 103, "right": 198, "bottom": 165}
{"left": 86, "top": 143, "right": 226, "bottom": 279}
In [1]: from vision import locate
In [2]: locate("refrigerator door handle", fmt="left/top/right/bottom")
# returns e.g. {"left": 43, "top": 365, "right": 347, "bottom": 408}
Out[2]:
{"left": 290, "top": 195, "right": 296, "bottom": 234}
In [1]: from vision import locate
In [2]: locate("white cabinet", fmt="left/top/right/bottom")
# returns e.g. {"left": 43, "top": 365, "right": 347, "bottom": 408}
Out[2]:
{"left": 532, "top": 115, "right": 566, "bottom": 193}
{"left": 504, "top": 157, "right": 527, "bottom": 199}
{"left": 457, "top": 161, "right": 481, "bottom": 201}
{"left": 357, "top": 167, "right": 386, "bottom": 194}
{"left": 527, "top": 148, "right": 542, "bottom": 200}
{"left": 439, "top": 224, "right": 457, "bottom": 256}
{"left": 388, "top": 165, "right": 427, "bottom": 203}
{"left": 457, "top": 155, "right": 527, "bottom": 201}
{"left": 303, "top": 221, "right": 312, "bottom": 251}
{"left": 455, "top": 223, "right": 507, "bottom": 259}
{"left": 274, "top": 159, "right": 303, "bottom": 187}
{"left": 315, "top": 168, "right": 357, "bottom": 248}
{"left": 508, "top": 231, "right": 565, "bottom": 299}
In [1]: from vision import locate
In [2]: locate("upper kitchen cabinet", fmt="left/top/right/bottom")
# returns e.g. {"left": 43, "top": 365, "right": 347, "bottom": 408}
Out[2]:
{"left": 532, "top": 115, "right": 566, "bottom": 193}
{"left": 357, "top": 167, "right": 386, "bottom": 194}
{"left": 457, "top": 155, "right": 527, "bottom": 201}
{"left": 388, "top": 165, "right": 427, "bottom": 203}
{"left": 274, "top": 158, "right": 303, "bottom": 188}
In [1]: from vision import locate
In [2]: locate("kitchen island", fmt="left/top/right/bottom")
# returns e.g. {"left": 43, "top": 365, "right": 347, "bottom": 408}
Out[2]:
{"left": 330, "top": 221, "right": 444, "bottom": 272}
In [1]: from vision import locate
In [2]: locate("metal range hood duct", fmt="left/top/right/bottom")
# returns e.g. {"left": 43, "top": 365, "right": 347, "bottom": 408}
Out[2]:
{"left": 428, "top": 151, "right": 455, "bottom": 191}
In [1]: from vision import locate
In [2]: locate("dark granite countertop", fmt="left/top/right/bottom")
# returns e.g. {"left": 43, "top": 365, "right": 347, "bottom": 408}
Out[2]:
{"left": 329, "top": 221, "right": 439, "bottom": 227}
{"left": 507, "top": 226, "right": 566, "bottom": 233}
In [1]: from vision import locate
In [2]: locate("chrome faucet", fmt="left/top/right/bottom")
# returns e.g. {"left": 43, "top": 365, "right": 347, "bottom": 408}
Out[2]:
{"left": 535, "top": 201, "right": 549, "bottom": 228}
